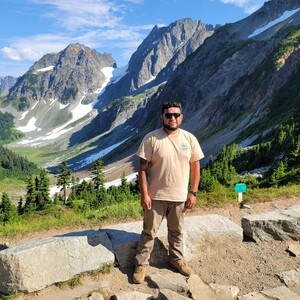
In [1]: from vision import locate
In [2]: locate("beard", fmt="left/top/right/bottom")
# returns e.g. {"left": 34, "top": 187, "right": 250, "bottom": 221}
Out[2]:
{"left": 163, "top": 123, "right": 180, "bottom": 131}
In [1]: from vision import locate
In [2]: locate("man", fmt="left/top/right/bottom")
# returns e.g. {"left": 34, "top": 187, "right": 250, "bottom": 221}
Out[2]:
{"left": 133, "top": 101, "right": 204, "bottom": 284}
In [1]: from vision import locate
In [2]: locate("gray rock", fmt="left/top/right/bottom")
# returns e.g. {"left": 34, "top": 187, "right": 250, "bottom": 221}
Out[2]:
{"left": 88, "top": 292, "right": 105, "bottom": 300}
{"left": 279, "top": 268, "right": 300, "bottom": 288}
{"left": 148, "top": 272, "right": 189, "bottom": 293}
{"left": 209, "top": 283, "right": 240, "bottom": 299}
{"left": 242, "top": 205, "right": 300, "bottom": 242}
{"left": 187, "top": 274, "right": 217, "bottom": 300}
{"left": 112, "top": 291, "right": 153, "bottom": 300}
{"left": 0, "top": 230, "right": 114, "bottom": 294}
{"left": 158, "top": 288, "right": 190, "bottom": 300}
{"left": 184, "top": 214, "right": 243, "bottom": 260}
{"left": 261, "top": 285, "right": 300, "bottom": 300}
{"left": 102, "top": 214, "right": 243, "bottom": 268}
{"left": 238, "top": 292, "right": 269, "bottom": 299}
{"left": 287, "top": 243, "right": 300, "bottom": 257}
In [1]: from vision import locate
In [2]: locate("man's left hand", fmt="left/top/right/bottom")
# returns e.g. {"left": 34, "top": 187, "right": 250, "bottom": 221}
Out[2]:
{"left": 185, "top": 193, "right": 196, "bottom": 209}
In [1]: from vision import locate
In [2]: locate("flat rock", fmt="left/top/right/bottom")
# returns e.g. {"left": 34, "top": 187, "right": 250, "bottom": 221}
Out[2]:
{"left": 0, "top": 230, "right": 114, "bottom": 294}
{"left": 261, "top": 285, "right": 300, "bottom": 300}
{"left": 209, "top": 283, "right": 240, "bottom": 299}
{"left": 158, "top": 288, "right": 190, "bottom": 299}
{"left": 242, "top": 205, "right": 300, "bottom": 242}
{"left": 112, "top": 291, "right": 153, "bottom": 299}
{"left": 149, "top": 272, "right": 189, "bottom": 293}
{"left": 187, "top": 274, "right": 217, "bottom": 300}
{"left": 102, "top": 214, "right": 243, "bottom": 267}
{"left": 288, "top": 243, "right": 300, "bottom": 257}
{"left": 238, "top": 292, "right": 269, "bottom": 299}
{"left": 279, "top": 267, "right": 300, "bottom": 293}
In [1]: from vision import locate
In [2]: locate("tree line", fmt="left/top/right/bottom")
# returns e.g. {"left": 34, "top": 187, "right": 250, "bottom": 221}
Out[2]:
{"left": 200, "top": 122, "right": 299, "bottom": 191}
{"left": 1, "top": 120, "right": 299, "bottom": 224}
{"left": 0, "top": 158, "right": 139, "bottom": 224}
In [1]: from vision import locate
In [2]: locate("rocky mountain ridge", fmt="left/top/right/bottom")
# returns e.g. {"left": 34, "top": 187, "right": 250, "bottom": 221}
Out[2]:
{"left": 1, "top": 0, "right": 299, "bottom": 180}
{"left": 0, "top": 76, "right": 17, "bottom": 92}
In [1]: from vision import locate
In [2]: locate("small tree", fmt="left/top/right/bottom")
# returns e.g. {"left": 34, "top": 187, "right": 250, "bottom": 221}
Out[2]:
{"left": 91, "top": 159, "right": 106, "bottom": 191}
{"left": 23, "top": 175, "right": 36, "bottom": 213}
{"left": 0, "top": 192, "right": 16, "bottom": 224}
{"left": 35, "top": 169, "right": 51, "bottom": 210}
{"left": 57, "top": 161, "right": 72, "bottom": 204}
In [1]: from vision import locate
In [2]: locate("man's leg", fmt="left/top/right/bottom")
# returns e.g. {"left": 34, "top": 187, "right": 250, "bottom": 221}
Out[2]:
{"left": 133, "top": 200, "right": 165, "bottom": 283}
{"left": 167, "top": 202, "right": 193, "bottom": 276}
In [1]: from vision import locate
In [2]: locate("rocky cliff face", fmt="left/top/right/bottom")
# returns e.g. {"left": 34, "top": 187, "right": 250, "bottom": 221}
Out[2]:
{"left": 128, "top": 0, "right": 300, "bottom": 153}
{"left": 95, "top": 0, "right": 300, "bottom": 179}
{"left": 1, "top": 44, "right": 116, "bottom": 142}
{"left": 7, "top": 43, "right": 116, "bottom": 110}
{"left": 2, "top": 0, "right": 300, "bottom": 177}
{"left": 99, "top": 18, "right": 215, "bottom": 104}
{"left": 0, "top": 76, "right": 17, "bottom": 91}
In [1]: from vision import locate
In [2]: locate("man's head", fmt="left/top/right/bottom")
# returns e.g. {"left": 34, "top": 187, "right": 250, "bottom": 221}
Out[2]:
{"left": 161, "top": 101, "right": 183, "bottom": 132}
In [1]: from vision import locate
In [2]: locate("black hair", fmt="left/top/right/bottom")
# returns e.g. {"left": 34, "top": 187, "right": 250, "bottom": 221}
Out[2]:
{"left": 161, "top": 101, "right": 182, "bottom": 115}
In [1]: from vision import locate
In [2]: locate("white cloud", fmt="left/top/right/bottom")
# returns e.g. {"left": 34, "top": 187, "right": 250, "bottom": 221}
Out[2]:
{"left": 0, "top": 0, "right": 151, "bottom": 68}
{"left": 30, "top": 0, "right": 126, "bottom": 30}
{"left": 217, "top": 0, "right": 264, "bottom": 13}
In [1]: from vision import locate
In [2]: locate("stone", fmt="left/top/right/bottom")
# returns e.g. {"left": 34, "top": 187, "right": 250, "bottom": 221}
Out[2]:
{"left": 88, "top": 292, "right": 105, "bottom": 300}
{"left": 158, "top": 288, "right": 190, "bottom": 299}
{"left": 279, "top": 268, "right": 300, "bottom": 289}
{"left": 187, "top": 274, "right": 217, "bottom": 300}
{"left": 287, "top": 243, "right": 300, "bottom": 257}
{"left": 184, "top": 215, "right": 243, "bottom": 260}
{"left": 209, "top": 283, "right": 240, "bottom": 299}
{"left": 112, "top": 291, "right": 153, "bottom": 299}
{"left": 261, "top": 285, "right": 300, "bottom": 300}
{"left": 149, "top": 272, "right": 189, "bottom": 293}
{"left": 238, "top": 292, "right": 269, "bottom": 299}
{"left": 0, "top": 230, "right": 114, "bottom": 294}
{"left": 242, "top": 205, "right": 300, "bottom": 242}
{"left": 102, "top": 214, "right": 243, "bottom": 267}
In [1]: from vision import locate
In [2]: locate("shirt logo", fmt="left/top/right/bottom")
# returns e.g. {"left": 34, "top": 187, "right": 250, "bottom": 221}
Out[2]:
{"left": 181, "top": 143, "right": 189, "bottom": 151}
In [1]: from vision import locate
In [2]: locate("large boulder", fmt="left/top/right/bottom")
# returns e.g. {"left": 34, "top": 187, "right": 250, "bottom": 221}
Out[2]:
{"left": 102, "top": 214, "right": 243, "bottom": 268}
{"left": 0, "top": 230, "right": 114, "bottom": 294}
{"left": 242, "top": 205, "right": 300, "bottom": 242}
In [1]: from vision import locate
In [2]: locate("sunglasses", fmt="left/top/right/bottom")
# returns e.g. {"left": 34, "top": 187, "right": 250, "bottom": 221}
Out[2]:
{"left": 164, "top": 113, "right": 182, "bottom": 119}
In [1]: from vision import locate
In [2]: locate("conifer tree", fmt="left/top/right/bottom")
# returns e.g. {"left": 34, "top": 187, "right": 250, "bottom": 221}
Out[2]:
{"left": 24, "top": 175, "right": 36, "bottom": 213}
{"left": 57, "top": 161, "right": 72, "bottom": 204}
{"left": 91, "top": 158, "right": 105, "bottom": 191}
{"left": 35, "top": 169, "right": 51, "bottom": 210}
{"left": 0, "top": 192, "right": 16, "bottom": 223}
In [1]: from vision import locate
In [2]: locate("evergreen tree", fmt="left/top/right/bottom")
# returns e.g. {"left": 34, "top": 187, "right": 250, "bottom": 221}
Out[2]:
{"left": 35, "top": 169, "right": 51, "bottom": 210}
{"left": 91, "top": 159, "right": 106, "bottom": 191}
{"left": 120, "top": 173, "right": 130, "bottom": 195}
{"left": 57, "top": 161, "right": 72, "bottom": 204}
{"left": 23, "top": 175, "right": 36, "bottom": 213}
{"left": 18, "top": 196, "right": 23, "bottom": 215}
{"left": 0, "top": 192, "right": 16, "bottom": 223}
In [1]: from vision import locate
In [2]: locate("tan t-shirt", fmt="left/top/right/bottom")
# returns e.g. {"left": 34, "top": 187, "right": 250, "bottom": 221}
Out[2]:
{"left": 136, "top": 128, "right": 204, "bottom": 202}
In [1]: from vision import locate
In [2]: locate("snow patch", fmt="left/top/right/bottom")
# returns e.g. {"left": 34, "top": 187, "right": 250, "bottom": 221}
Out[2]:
{"left": 19, "top": 111, "right": 29, "bottom": 121}
{"left": 17, "top": 117, "right": 37, "bottom": 133}
{"left": 74, "top": 137, "right": 132, "bottom": 170}
{"left": 34, "top": 65, "right": 54, "bottom": 73}
{"left": 248, "top": 9, "right": 300, "bottom": 38}
{"left": 144, "top": 75, "right": 156, "bottom": 85}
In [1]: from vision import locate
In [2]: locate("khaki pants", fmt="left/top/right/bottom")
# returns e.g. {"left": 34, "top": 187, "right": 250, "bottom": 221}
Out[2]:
{"left": 135, "top": 200, "right": 185, "bottom": 266}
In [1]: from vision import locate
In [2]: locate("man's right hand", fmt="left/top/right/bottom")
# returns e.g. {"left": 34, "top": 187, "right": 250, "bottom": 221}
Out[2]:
{"left": 141, "top": 195, "right": 152, "bottom": 210}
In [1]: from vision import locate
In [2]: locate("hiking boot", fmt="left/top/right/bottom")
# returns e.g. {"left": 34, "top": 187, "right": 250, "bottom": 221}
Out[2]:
{"left": 133, "top": 266, "right": 146, "bottom": 284}
{"left": 169, "top": 259, "right": 194, "bottom": 276}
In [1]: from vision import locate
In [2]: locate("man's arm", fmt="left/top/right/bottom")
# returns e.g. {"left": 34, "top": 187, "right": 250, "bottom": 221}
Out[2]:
{"left": 185, "top": 160, "right": 200, "bottom": 209}
{"left": 138, "top": 158, "right": 152, "bottom": 210}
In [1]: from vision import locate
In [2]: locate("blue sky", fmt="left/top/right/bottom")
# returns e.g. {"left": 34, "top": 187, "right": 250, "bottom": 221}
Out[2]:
{"left": 0, "top": 0, "right": 266, "bottom": 77}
